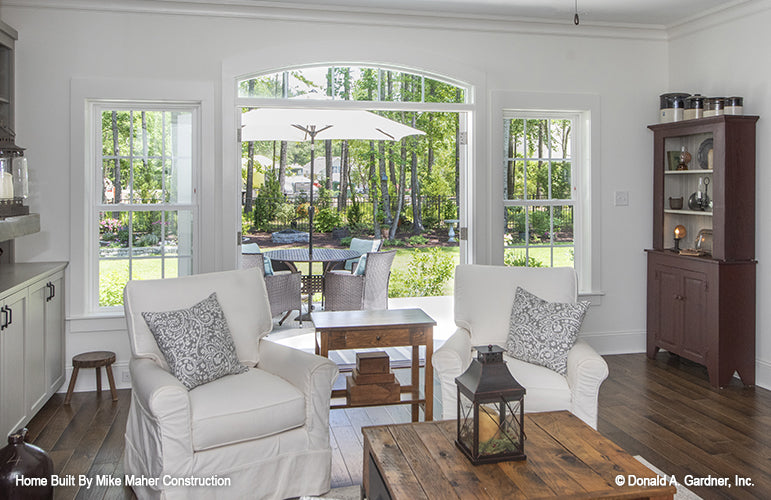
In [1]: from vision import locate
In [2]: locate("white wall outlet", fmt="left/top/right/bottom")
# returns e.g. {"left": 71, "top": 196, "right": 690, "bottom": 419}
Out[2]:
{"left": 122, "top": 370, "right": 131, "bottom": 383}
{"left": 614, "top": 190, "right": 629, "bottom": 206}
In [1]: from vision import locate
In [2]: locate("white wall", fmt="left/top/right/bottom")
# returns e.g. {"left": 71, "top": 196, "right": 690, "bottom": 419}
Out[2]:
{"left": 1, "top": 2, "right": 669, "bottom": 392}
{"left": 669, "top": 1, "right": 771, "bottom": 388}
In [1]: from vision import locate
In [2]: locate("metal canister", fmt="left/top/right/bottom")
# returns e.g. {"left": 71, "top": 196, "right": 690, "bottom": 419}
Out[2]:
{"left": 659, "top": 93, "right": 690, "bottom": 123}
{"left": 724, "top": 96, "right": 744, "bottom": 115}
{"left": 704, "top": 97, "right": 725, "bottom": 117}
{"left": 684, "top": 94, "right": 704, "bottom": 120}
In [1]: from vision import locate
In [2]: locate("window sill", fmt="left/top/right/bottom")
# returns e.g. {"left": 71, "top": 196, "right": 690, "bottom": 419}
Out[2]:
{"left": 578, "top": 291, "right": 604, "bottom": 306}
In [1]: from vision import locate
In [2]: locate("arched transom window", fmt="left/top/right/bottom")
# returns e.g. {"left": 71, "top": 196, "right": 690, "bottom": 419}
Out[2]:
{"left": 237, "top": 65, "right": 468, "bottom": 104}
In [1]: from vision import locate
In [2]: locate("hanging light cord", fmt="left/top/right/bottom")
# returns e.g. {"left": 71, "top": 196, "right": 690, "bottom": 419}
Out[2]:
{"left": 574, "top": 0, "right": 580, "bottom": 25}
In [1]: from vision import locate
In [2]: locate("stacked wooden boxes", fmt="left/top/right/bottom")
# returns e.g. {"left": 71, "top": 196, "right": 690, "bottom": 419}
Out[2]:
{"left": 347, "top": 351, "right": 400, "bottom": 406}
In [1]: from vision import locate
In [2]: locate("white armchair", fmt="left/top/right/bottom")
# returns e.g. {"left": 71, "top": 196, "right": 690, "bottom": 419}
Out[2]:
{"left": 123, "top": 268, "right": 339, "bottom": 500}
{"left": 433, "top": 265, "right": 608, "bottom": 429}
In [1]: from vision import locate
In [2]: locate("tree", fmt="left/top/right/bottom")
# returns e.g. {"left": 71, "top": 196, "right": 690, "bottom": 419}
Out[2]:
{"left": 279, "top": 140, "right": 288, "bottom": 193}
{"left": 324, "top": 140, "right": 333, "bottom": 190}
{"left": 110, "top": 111, "right": 121, "bottom": 215}
{"left": 338, "top": 140, "right": 349, "bottom": 210}
{"left": 245, "top": 141, "right": 255, "bottom": 214}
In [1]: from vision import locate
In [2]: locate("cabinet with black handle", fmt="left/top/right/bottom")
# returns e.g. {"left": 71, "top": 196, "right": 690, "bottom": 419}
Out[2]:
{"left": 0, "top": 263, "right": 66, "bottom": 437}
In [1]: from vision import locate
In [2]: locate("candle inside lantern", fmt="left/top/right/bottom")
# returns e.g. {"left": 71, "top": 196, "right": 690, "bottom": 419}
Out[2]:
{"left": 0, "top": 171, "right": 14, "bottom": 200}
{"left": 479, "top": 406, "right": 501, "bottom": 443}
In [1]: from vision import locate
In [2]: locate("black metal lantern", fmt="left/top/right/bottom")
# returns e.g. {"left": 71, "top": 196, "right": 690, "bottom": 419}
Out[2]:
{"left": 455, "top": 344, "right": 526, "bottom": 464}
{"left": 0, "top": 127, "right": 29, "bottom": 217}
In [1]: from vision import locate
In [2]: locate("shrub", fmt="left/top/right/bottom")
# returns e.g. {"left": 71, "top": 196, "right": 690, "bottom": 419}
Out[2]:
{"left": 401, "top": 248, "right": 454, "bottom": 297}
{"left": 346, "top": 202, "right": 364, "bottom": 227}
{"left": 504, "top": 249, "right": 545, "bottom": 267}
{"left": 407, "top": 235, "right": 429, "bottom": 246}
{"left": 99, "top": 271, "right": 125, "bottom": 307}
{"left": 314, "top": 208, "right": 344, "bottom": 233}
{"left": 253, "top": 171, "right": 282, "bottom": 231}
{"left": 382, "top": 238, "right": 403, "bottom": 247}
{"left": 339, "top": 236, "right": 353, "bottom": 247}
{"left": 136, "top": 233, "right": 160, "bottom": 247}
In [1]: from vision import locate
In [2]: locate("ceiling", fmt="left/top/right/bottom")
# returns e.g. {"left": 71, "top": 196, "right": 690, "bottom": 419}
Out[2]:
{"left": 248, "top": 0, "right": 751, "bottom": 28}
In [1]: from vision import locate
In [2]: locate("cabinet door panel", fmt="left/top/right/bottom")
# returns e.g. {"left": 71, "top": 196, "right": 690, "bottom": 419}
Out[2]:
{"left": 26, "top": 281, "right": 47, "bottom": 415}
{"left": 45, "top": 274, "right": 65, "bottom": 393}
{"left": 655, "top": 265, "right": 681, "bottom": 350}
{"left": 681, "top": 271, "right": 709, "bottom": 362}
{"left": 1, "top": 291, "right": 27, "bottom": 437}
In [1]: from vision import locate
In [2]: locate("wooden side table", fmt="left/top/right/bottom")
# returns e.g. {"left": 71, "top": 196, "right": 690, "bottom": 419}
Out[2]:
{"left": 64, "top": 351, "right": 118, "bottom": 404}
{"left": 311, "top": 308, "right": 436, "bottom": 422}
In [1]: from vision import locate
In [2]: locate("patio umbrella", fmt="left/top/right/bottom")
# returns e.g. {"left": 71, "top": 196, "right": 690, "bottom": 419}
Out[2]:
{"left": 241, "top": 107, "right": 425, "bottom": 313}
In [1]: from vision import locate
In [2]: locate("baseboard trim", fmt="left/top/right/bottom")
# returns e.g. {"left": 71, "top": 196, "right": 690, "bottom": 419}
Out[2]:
{"left": 580, "top": 330, "right": 646, "bottom": 356}
{"left": 755, "top": 358, "right": 771, "bottom": 391}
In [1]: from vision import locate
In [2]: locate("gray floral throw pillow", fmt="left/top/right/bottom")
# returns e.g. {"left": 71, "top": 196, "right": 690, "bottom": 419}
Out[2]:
{"left": 505, "top": 287, "right": 589, "bottom": 376}
{"left": 142, "top": 292, "right": 248, "bottom": 390}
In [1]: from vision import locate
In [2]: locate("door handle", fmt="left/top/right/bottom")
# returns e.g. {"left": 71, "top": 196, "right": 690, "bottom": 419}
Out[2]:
{"left": 1, "top": 306, "right": 8, "bottom": 330}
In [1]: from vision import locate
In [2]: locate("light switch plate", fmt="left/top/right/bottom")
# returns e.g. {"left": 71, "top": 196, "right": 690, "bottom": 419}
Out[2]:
{"left": 614, "top": 190, "right": 629, "bottom": 206}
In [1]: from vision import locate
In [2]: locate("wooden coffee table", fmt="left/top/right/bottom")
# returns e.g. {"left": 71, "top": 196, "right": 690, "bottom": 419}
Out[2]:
{"left": 311, "top": 308, "right": 435, "bottom": 422}
{"left": 362, "top": 411, "right": 676, "bottom": 499}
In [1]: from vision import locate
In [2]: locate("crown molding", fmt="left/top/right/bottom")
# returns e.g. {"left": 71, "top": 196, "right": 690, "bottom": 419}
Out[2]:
{"left": 3, "top": 0, "right": 669, "bottom": 41}
{"left": 666, "top": 0, "right": 770, "bottom": 39}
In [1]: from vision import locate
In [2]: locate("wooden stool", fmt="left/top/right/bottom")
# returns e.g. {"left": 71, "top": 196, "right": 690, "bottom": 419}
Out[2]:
{"left": 64, "top": 351, "right": 118, "bottom": 404}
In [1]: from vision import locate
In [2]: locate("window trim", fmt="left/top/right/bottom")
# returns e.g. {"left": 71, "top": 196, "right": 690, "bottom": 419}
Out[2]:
{"left": 490, "top": 91, "right": 602, "bottom": 297}
{"left": 70, "top": 78, "right": 215, "bottom": 319}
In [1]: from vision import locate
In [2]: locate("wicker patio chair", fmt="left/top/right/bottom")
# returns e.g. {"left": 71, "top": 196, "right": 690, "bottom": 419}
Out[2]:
{"left": 323, "top": 250, "right": 396, "bottom": 311}
{"left": 342, "top": 237, "right": 382, "bottom": 271}
{"left": 246, "top": 252, "right": 303, "bottom": 326}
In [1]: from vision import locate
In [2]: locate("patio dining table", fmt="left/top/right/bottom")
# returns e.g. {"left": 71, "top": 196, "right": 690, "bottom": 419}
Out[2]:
{"left": 265, "top": 248, "right": 362, "bottom": 273}
{"left": 265, "top": 248, "right": 362, "bottom": 320}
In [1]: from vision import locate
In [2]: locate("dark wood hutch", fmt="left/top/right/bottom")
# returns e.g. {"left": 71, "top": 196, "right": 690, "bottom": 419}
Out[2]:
{"left": 646, "top": 115, "right": 757, "bottom": 388}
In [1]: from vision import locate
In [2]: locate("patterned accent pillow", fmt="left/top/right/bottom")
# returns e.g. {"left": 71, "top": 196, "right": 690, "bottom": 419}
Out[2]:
{"left": 505, "top": 287, "right": 589, "bottom": 376}
{"left": 142, "top": 292, "right": 248, "bottom": 390}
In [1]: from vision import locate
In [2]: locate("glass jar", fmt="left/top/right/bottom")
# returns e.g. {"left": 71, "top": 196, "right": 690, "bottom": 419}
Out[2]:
{"left": 684, "top": 94, "right": 704, "bottom": 120}
{"left": 0, "top": 151, "right": 16, "bottom": 201}
{"left": 725, "top": 96, "right": 744, "bottom": 115}
{"left": 704, "top": 97, "right": 725, "bottom": 117}
{"left": 659, "top": 93, "right": 690, "bottom": 123}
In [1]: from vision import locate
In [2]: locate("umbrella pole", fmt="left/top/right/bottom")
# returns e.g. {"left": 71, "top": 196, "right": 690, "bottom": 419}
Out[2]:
{"left": 306, "top": 131, "right": 316, "bottom": 320}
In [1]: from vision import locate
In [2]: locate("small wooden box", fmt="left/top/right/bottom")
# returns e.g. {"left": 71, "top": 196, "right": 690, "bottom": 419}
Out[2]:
{"left": 356, "top": 351, "right": 390, "bottom": 374}
{"left": 352, "top": 368, "right": 395, "bottom": 385}
{"left": 347, "top": 376, "right": 400, "bottom": 406}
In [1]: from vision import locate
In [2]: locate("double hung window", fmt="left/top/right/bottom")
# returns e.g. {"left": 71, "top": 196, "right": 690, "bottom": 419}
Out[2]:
{"left": 94, "top": 104, "right": 198, "bottom": 309}
{"left": 503, "top": 114, "right": 578, "bottom": 269}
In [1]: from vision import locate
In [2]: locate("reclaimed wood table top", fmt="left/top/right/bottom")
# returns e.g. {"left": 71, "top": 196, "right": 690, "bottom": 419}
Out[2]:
{"left": 311, "top": 308, "right": 437, "bottom": 330}
{"left": 362, "top": 411, "right": 676, "bottom": 500}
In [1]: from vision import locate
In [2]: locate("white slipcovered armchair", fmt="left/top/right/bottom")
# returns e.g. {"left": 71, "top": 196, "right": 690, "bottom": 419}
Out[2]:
{"left": 123, "top": 268, "right": 339, "bottom": 500}
{"left": 433, "top": 265, "right": 608, "bottom": 429}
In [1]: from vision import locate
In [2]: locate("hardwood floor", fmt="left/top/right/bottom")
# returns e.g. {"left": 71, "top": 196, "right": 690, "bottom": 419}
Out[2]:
{"left": 23, "top": 353, "right": 771, "bottom": 499}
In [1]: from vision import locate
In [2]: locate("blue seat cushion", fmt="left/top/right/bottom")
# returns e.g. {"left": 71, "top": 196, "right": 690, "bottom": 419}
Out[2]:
{"left": 346, "top": 238, "right": 381, "bottom": 271}
{"left": 242, "top": 243, "right": 273, "bottom": 275}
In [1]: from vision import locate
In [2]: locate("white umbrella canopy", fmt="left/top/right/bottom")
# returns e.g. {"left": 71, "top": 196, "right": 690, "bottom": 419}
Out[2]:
{"left": 241, "top": 107, "right": 426, "bottom": 142}
{"left": 240, "top": 106, "right": 425, "bottom": 318}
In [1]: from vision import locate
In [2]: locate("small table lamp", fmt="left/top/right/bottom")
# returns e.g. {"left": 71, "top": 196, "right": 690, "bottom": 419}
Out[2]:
{"left": 674, "top": 224, "right": 687, "bottom": 251}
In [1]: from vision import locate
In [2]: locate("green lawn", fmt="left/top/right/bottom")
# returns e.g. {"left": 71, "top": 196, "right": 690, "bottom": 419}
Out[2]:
{"left": 506, "top": 245, "right": 574, "bottom": 268}
{"left": 98, "top": 245, "right": 573, "bottom": 306}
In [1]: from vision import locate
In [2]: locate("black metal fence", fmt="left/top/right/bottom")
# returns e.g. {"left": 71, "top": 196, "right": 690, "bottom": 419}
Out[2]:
{"left": 246, "top": 194, "right": 459, "bottom": 234}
